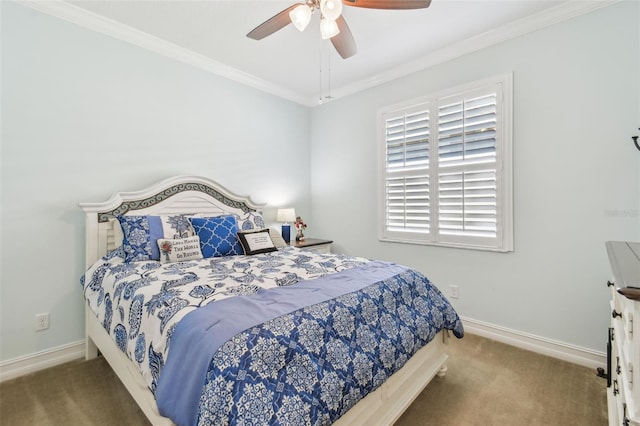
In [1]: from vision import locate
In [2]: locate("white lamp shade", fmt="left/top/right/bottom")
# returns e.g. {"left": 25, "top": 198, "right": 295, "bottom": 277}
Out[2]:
{"left": 276, "top": 208, "right": 296, "bottom": 223}
{"left": 320, "top": 18, "right": 340, "bottom": 39}
{"left": 320, "top": 0, "right": 343, "bottom": 21}
{"left": 289, "top": 4, "right": 312, "bottom": 32}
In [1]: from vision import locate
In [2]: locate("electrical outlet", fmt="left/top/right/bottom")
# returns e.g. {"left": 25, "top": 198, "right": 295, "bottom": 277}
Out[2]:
{"left": 35, "top": 313, "right": 49, "bottom": 331}
{"left": 450, "top": 285, "right": 459, "bottom": 299}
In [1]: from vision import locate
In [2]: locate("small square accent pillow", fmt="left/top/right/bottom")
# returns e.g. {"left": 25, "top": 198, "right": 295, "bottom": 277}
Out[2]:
{"left": 236, "top": 211, "right": 266, "bottom": 231}
{"left": 118, "top": 214, "right": 195, "bottom": 262}
{"left": 237, "top": 229, "right": 278, "bottom": 255}
{"left": 157, "top": 236, "right": 203, "bottom": 264}
{"left": 190, "top": 215, "right": 243, "bottom": 258}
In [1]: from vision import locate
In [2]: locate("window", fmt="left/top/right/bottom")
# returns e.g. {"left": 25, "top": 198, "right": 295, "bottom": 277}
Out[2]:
{"left": 378, "top": 74, "right": 513, "bottom": 252}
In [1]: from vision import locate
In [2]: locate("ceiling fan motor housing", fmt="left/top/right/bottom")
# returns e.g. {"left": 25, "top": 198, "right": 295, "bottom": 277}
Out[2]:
{"left": 247, "top": 0, "right": 431, "bottom": 59}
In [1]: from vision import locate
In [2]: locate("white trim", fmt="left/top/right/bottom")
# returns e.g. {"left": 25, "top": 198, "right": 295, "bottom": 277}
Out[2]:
{"left": 0, "top": 317, "right": 606, "bottom": 383}
{"left": 18, "top": 0, "right": 620, "bottom": 107}
{"left": 0, "top": 340, "right": 84, "bottom": 382}
{"left": 462, "top": 316, "right": 606, "bottom": 370}
{"left": 18, "top": 0, "right": 309, "bottom": 106}
{"left": 326, "top": 0, "right": 620, "bottom": 105}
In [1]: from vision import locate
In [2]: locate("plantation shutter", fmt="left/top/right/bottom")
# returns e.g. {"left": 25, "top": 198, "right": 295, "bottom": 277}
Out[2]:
{"left": 383, "top": 107, "right": 431, "bottom": 236}
{"left": 437, "top": 93, "right": 498, "bottom": 239}
{"left": 438, "top": 94, "right": 497, "bottom": 167}
{"left": 379, "top": 75, "right": 512, "bottom": 251}
{"left": 438, "top": 169, "right": 497, "bottom": 237}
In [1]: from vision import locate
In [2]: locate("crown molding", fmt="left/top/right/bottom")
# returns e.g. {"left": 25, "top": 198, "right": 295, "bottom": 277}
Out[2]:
{"left": 19, "top": 0, "right": 620, "bottom": 108}
{"left": 318, "top": 0, "right": 621, "bottom": 106}
{"left": 18, "top": 0, "right": 310, "bottom": 106}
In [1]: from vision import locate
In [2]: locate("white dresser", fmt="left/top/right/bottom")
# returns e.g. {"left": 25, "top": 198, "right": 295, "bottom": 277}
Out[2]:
{"left": 607, "top": 241, "right": 640, "bottom": 426}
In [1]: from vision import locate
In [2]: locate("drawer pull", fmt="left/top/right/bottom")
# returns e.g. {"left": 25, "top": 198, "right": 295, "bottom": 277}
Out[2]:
{"left": 613, "top": 310, "right": 623, "bottom": 319}
{"left": 623, "top": 403, "right": 630, "bottom": 426}
{"left": 614, "top": 379, "right": 619, "bottom": 395}
{"left": 608, "top": 280, "right": 615, "bottom": 287}
{"left": 617, "top": 357, "right": 621, "bottom": 375}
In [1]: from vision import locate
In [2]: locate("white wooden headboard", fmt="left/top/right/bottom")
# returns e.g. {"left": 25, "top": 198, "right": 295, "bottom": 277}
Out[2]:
{"left": 79, "top": 176, "right": 264, "bottom": 268}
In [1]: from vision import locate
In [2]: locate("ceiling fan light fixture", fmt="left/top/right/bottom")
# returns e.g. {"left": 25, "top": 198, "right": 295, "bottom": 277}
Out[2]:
{"left": 320, "top": 0, "right": 343, "bottom": 21}
{"left": 320, "top": 18, "right": 340, "bottom": 39}
{"left": 289, "top": 4, "right": 312, "bottom": 32}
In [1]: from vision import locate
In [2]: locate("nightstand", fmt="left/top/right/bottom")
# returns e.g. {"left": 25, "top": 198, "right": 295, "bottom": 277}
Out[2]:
{"left": 289, "top": 238, "right": 333, "bottom": 254}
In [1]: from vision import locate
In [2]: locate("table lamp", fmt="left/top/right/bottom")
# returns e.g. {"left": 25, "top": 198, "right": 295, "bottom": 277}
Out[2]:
{"left": 276, "top": 208, "right": 296, "bottom": 243}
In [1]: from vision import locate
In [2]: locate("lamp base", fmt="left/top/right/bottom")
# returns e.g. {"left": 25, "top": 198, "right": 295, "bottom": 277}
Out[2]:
{"left": 281, "top": 224, "right": 291, "bottom": 243}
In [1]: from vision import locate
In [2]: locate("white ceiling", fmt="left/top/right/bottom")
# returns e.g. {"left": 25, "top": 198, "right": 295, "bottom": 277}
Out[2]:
{"left": 28, "top": 0, "right": 616, "bottom": 106}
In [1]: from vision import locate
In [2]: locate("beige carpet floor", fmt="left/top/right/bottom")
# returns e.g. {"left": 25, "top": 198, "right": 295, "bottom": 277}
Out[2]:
{"left": 0, "top": 333, "right": 607, "bottom": 426}
{"left": 396, "top": 334, "right": 607, "bottom": 426}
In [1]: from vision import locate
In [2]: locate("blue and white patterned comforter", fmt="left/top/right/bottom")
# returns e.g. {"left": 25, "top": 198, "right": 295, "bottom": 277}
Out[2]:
{"left": 81, "top": 247, "right": 463, "bottom": 426}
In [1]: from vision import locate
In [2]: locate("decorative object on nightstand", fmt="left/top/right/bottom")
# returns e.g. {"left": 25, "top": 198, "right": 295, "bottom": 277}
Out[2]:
{"left": 295, "top": 216, "right": 307, "bottom": 241}
{"left": 276, "top": 208, "right": 296, "bottom": 243}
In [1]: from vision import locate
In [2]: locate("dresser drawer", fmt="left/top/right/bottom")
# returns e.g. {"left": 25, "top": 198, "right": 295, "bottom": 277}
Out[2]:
{"left": 611, "top": 297, "right": 640, "bottom": 422}
{"left": 612, "top": 296, "right": 635, "bottom": 364}
{"left": 610, "top": 354, "right": 640, "bottom": 426}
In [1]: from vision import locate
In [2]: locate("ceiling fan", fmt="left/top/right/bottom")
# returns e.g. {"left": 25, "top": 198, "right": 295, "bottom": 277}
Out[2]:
{"left": 247, "top": 0, "right": 432, "bottom": 59}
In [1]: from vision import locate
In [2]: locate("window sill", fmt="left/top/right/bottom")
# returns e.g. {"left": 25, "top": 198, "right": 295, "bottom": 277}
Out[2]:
{"left": 378, "top": 236, "right": 513, "bottom": 253}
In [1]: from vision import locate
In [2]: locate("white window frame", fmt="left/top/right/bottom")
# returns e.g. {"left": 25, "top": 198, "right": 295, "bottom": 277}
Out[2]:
{"left": 377, "top": 74, "right": 513, "bottom": 252}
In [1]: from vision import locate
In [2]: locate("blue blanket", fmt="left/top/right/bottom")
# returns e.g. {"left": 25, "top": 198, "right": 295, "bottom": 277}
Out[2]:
{"left": 156, "top": 262, "right": 463, "bottom": 426}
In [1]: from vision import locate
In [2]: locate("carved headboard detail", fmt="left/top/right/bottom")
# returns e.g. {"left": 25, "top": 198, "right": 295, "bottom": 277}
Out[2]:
{"left": 79, "top": 176, "right": 264, "bottom": 267}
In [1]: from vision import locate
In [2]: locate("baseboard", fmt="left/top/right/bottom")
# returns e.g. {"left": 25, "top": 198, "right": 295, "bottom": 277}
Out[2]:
{"left": 462, "top": 316, "right": 606, "bottom": 370}
{"left": 0, "top": 317, "right": 607, "bottom": 382}
{"left": 0, "top": 340, "right": 85, "bottom": 382}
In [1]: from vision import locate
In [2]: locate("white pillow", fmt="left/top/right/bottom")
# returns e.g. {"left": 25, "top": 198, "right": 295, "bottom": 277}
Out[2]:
{"left": 268, "top": 228, "right": 287, "bottom": 249}
{"left": 156, "top": 236, "right": 203, "bottom": 263}
{"left": 108, "top": 218, "right": 124, "bottom": 248}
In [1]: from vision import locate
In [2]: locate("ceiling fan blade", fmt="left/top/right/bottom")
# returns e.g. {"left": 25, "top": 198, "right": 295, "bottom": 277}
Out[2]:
{"left": 247, "top": 4, "right": 299, "bottom": 40}
{"left": 342, "top": 0, "right": 431, "bottom": 9}
{"left": 331, "top": 15, "right": 357, "bottom": 59}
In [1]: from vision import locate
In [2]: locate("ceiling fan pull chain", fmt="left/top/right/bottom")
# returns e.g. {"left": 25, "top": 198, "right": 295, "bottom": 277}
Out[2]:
{"left": 319, "top": 44, "right": 323, "bottom": 104}
{"left": 327, "top": 49, "right": 332, "bottom": 100}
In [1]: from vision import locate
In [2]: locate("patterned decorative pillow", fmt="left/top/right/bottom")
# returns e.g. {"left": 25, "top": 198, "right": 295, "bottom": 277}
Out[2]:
{"left": 237, "top": 229, "right": 278, "bottom": 255}
{"left": 236, "top": 211, "right": 265, "bottom": 231}
{"left": 190, "top": 215, "right": 243, "bottom": 258}
{"left": 118, "top": 215, "right": 195, "bottom": 262}
{"left": 157, "top": 236, "right": 203, "bottom": 264}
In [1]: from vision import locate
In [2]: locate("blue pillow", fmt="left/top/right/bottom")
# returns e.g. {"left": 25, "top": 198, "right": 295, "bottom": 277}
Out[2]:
{"left": 118, "top": 215, "right": 195, "bottom": 262}
{"left": 190, "top": 215, "right": 243, "bottom": 258}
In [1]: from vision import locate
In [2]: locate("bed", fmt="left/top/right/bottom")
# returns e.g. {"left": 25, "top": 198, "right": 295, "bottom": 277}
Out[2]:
{"left": 79, "top": 175, "right": 464, "bottom": 426}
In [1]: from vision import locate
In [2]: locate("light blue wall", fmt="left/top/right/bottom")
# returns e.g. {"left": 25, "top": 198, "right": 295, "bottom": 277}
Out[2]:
{"left": 0, "top": 2, "right": 310, "bottom": 360}
{"left": 1, "top": 0, "right": 638, "bottom": 364}
{"left": 310, "top": 1, "right": 640, "bottom": 352}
